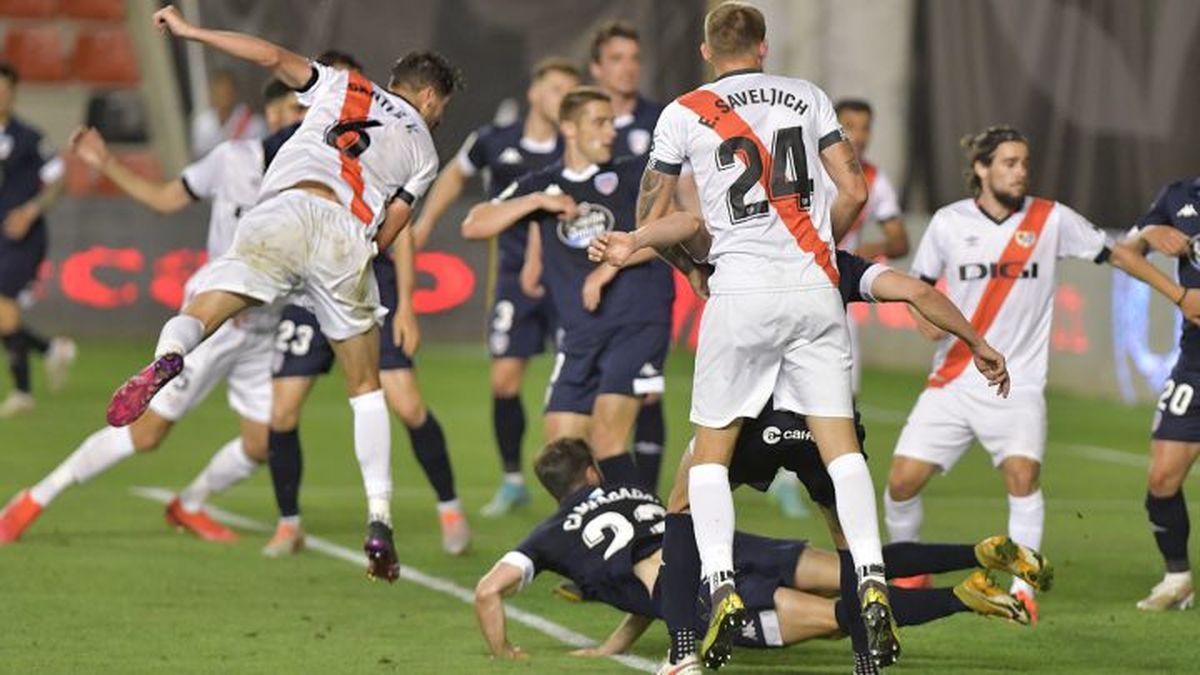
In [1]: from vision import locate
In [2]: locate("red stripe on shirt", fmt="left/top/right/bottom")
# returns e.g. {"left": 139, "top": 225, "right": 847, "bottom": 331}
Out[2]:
{"left": 336, "top": 72, "right": 375, "bottom": 225}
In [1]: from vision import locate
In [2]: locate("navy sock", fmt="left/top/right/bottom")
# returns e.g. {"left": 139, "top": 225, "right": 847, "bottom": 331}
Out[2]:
{"left": 267, "top": 428, "right": 303, "bottom": 518}
{"left": 1147, "top": 491, "right": 1191, "bottom": 573}
{"left": 3, "top": 332, "right": 30, "bottom": 393}
{"left": 889, "top": 587, "right": 967, "bottom": 626}
{"left": 882, "top": 542, "right": 979, "bottom": 577}
{"left": 662, "top": 513, "right": 701, "bottom": 663}
{"left": 493, "top": 395, "right": 525, "bottom": 474}
{"left": 838, "top": 548, "right": 869, "bottom": 657}
{"left": 598, "top": 453, "right": 639, "bottom": 485}
{"left": 408, "top": 411, "right": 456, "bottom": 502}
{"left": 18, "top": 327, "right": 49, "bottom": 354}
{"left": 634, "top": 400, "right": 666, "bottom": 492}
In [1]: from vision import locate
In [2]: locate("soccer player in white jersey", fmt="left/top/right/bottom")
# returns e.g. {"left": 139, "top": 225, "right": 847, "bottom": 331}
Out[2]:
{"left": 627, "top": 3, "right": 912, "bottom": 670}
{"left": 103, "top": 6, "right": 459, "bottom": 582}
{"left": 0, "top": 80, "right": 305, "bottom": 545}
{"left": 884, "top": 126, "right": 1200, "bottom": 621}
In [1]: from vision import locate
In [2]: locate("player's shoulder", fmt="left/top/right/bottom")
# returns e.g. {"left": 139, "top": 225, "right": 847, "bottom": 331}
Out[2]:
{"left": 501, "top": 159, "right": 562, "bottom": 198}
{"left": 6, "top": 115, "right": 41, "bottom": 141}
{"left": 475, "top": 120, "right": 524, "bottom": 147}
{"left": 932, "top": 198, "right": 977, "bottom": 222}
{"left": 612, "top": 154, "right": 649, "bottom": 178}
{"left": 634, "top": 96, "right": 665, "bottom": 122}
{"left": 1156, "top": 177, "right": 1200, "bottom": 199}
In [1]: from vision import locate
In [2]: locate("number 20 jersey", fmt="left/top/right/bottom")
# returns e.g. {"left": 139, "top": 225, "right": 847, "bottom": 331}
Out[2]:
{"left": 649, "top": 70, "right": 845, "bottom": 295}
{"left": 258, "top": 62, "right": 440, "bottom": 235}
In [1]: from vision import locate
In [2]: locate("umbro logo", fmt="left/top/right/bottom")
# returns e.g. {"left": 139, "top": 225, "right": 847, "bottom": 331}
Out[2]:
{"left": 965, "top": 235, "right": 980, "bottom": 247}
{"left": 1178, "top": 203, "right": 1199, "bottom": 218}
{"left": 498, "top": 147, "right": 522, "bottom": 164}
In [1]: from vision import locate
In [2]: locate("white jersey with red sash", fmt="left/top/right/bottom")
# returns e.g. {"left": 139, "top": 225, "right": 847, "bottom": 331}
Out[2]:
{"left": 840, "top": 161, "right": 901, "bottom": 253}
{"left": 910, "top": 196, "right": 1110, "bottom": 392}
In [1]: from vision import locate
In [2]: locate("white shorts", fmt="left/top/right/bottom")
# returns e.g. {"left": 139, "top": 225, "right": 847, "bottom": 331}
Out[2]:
{"left": 690, "top": 287, "right": 854, "bottom": 428}
{"left": 893, "top": 385, "right": 1047, "bottom": 471}
{"left": 195, "top": 190, "right": 381, "bottom": 341}
{"left": 149, "top": 321, "right": 274, "bottom": 424}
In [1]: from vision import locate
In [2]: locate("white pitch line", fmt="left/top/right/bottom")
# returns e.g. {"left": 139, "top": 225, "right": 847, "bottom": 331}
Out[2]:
{"left": 130, "top": 487, "right": 657, "bottom": 673}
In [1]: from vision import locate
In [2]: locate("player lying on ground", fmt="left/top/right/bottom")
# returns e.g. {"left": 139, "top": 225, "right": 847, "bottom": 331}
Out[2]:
{"left": 473, "top": 439, "right": 1044, "bottom": 664}
{"left": 462, "top": 88, "right": 675, "bottom": 492}
{"left": 0, "top": 83, "right": 304, "bottom": 545}
{"left": 593, "top": 230, "right": 1011, "bottom": 674}
{"left": 102, "top": 6, "right": 460, "bottom": 582}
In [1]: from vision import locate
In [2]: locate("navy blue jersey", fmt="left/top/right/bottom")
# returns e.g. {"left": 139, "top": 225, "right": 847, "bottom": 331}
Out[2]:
{"left": 457, "top": 118, "right": 563, "bottom": 276}
{"left": 0, "top": 116, "right": 58, "bottom": 242}
{"left": 835, "top": 248, "right": 885, "bottom": 305}
{"left": 613, "top": 96, "right": 663, "bottom": 159}
{"left": 1137, "top": 177, "right": 1200, "bottom": 369}
{"left": 504, "top": 156, "right": 674, "bottom": 338}
{"left": 262, "top": 122, "right": 300, "bottom": 170}
{"left": 510, "top": 482, "right": 665, "bottom": 616}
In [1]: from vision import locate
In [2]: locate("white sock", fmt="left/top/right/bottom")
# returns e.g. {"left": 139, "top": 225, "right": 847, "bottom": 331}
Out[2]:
{"left": 828, "top": 453, "right": 885, "bottom": 575}
{"left": 155, "top": 315, "right": 205, "bottom": 359}
{"left": 884, "top": 491, "right": 924, "bottom": 543}
{"left": 689, "top": 463, "right": 735, "bottom": 590}
{"left": 30, "top": 426, "right": 136, "bottom": 506}
{"left": 503, "top": 472, "right": 525, "bottom": 486}
{"left": 178, "top": 438, "right": 260, "bottom": 513}
{"left": 1008, "top": 490, "right": 1045, "bottom": 597}
{"left": 351, "top": 390, "right": 392, "bottom": 525}
{"left": 437, "top": 499, "right": 463, "bottom": 514}
{"left": 774, "top": 469, "right": 800, "bottom": 486}
{"left": 279, "top": 515, "right": 301, "bottom": 527}
{"left": 1165, "top": 570, "right": 1193, "bottom": 584}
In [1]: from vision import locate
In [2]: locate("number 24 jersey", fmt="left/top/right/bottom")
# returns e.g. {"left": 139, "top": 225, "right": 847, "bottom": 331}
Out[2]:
{"left": 259, "top": 62, "right": 440, "bottom": 235}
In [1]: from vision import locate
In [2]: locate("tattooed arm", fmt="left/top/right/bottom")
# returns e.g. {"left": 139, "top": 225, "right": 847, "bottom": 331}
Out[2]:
{"left": 820, "top": 139, "right": 868, "bottom": 245}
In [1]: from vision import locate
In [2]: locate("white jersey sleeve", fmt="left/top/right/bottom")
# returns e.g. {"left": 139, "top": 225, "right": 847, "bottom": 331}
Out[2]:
{"left": 399, "top": 138, "right": 439, "bottom": 205}
{"left": 647, "top": 102, "right": 688, "bottom": 175}
{"left": 811, "top": 87, "right": 844, "bottom": 151}
{"left": 180, "top": 142, "right": 228, "bottom": 201}
{"left": 294, "top": 62, "right": 339, "bottom": 107}
{"left": 1054, "top": 203, "right": 1110, "bottom": 261}
{"left": 871, "top": 170, "right": 902, "bottom": 222}
{"left": 910, "top": 211, "right": 947, "bottom": 280}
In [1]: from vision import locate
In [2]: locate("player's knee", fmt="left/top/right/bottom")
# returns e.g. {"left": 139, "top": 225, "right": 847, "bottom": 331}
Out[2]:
{"left": 270, "top": 404, "right": 301, "bottom": 432}
{"left": 393, "top": 399, "right": 426, "bottom": 428}
{"left": 490, "top": 359, "right": 524, "bottom": 397}
{"left": 886, "top": 467, "right": 923, "bottom": 501}
{"left": 1148, "top": 465, "right": 1184, "bottom": 497}
{"left": 129, "top": 416, "right": 170, "bottom": 452}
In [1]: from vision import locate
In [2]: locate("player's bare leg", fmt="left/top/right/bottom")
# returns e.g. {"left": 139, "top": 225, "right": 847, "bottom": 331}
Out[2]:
{"left": 999, "top": 456, "right": 1043, "bottom": 621}
{"left": 808, "top": 415, "right": 898, "bottom": 667}
{"left": 108, "top": 290, "right": 257, "bottom": 426}
{"left": 689, "top": 422, "right": 746, "bottom": 670}
{"left": 1140, "top": 440, "right": 1200, "bottom": 610}
{"left": 263, "top": 375, "right": 317, "bottom": 557}
{"left": 544, "top": 412, "right": 590, "bottom": 443}
{"left": 169, "top": 416, "right": 267, "bottom": 543}
{"left": 381, "top": 368, "right": 470, "bottom": 556}
{"left": 884, "top": 457, "right": 939, "bottom": 588}
{"left": 329, "top": 327, "right": 397, "bottom": 582}
{"left": 483, "top": 357, "right": 531, "bottom": 517}
{"left": 591, "top": 393, "right": 642, "bottom": 486}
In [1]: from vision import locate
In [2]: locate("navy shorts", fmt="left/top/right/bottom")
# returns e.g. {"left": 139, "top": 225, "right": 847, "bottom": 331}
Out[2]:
{"left": 729, "top": 414, "right": 867, "bottom": 509}
{"left": 0, "top": 220, "right": 46, "bottom": 299}
{"left": 272, "top": 260, "right": 413, "bottom": 378}
{"left": 487, "top": 275, "right": 557, "bottom": 359}
{"left": 1152, "top": 366, "right": 1200, "bottom": 441}
{"left": 545, "top": 322, "right": 669, "bottom": 414}
{"left": 692, "top": 532, "right": 807, "bottom": 648}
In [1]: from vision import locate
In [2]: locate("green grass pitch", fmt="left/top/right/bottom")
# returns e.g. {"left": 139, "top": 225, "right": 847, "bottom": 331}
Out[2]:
{"left": 0, "top": 340, "right": 1196, "bottom": 673}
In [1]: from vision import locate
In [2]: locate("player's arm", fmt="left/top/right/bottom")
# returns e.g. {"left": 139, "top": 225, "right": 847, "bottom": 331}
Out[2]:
{"left": 1125, "top": 225, "right": 1191, "bottom": 258}
{"left": 473, "top": 559, "right": 529, "bottom": 660}
{"left": 2, "top": 149, "right": 65, "bottom": 239}
{"left": 375, "top": 198, "right": 413, "bottom": 254}
{"left": 411, "top": 162, "right": 468, "bottom": 249}
{"left": 589, "top": 211, "right": 704, "bottom": 267}
{"left": 870, "top": 269, "right": 1009, "bottom": 395}
{"left": 152, "top": 6, "right": 311, "bottom": 88}
{"left": 519, "top": 223, "right": 545, "bottom": 298}
{"left": 1108, "top": 239, "right": 1200, "bottom": 325}
{"left": 819, "top": 139, "right": 869, "bottom": 244}
{"left": 571, "top": 614, "right": 655, "bottom": 657}
{"left": 391, "top": 227, "right": 420, "bottom": 356}
{"left": 462, "top": 189, "right": 576, "bottom": 240}
{"left": 69, "top": 127, "right": 192, "bottom": 214}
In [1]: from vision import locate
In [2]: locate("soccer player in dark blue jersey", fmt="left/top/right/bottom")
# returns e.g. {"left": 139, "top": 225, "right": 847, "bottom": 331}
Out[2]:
{"left": 473, "top": 438, "right": 1039, "bottom": 666}
{"left": 0, "top": 62, "right": 71, "bottom": 418}
{"left": 1123, "top": 177, "right": 1200, "bottom": 610}
{"left": 463, "top": 87, "right": 674, "bottom": 490}
{"left": 412, "top": 58, "right": 581, "bottom": 517}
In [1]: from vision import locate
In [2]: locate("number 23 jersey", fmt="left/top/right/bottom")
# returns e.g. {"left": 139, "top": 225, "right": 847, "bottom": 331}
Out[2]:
{"left": 259, "top": 62, "right": 440, "bottom": 235}
{"left": 649, "top": 70, "right": 845, "bottom": 295}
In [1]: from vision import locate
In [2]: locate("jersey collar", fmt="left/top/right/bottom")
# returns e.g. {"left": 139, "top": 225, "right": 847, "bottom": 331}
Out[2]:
{"left": 519, "top": 135, "right": 558, "bottom": 154}
{"left": 714, "top": 67, "right": 763, "bottom": 82}
{"left": 974, "top": 196, "right": 1030, "bottom": 225}
{"left": 561, "top": 163, "right": 600, "bottom": 182}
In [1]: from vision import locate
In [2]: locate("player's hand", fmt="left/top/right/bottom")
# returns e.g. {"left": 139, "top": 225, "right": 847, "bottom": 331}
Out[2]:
{"left": 582, "top": 266, "right": 616, "bottom": 312}
{"left": 687, "top": 264, "right": 713, "bottom": 299}
{"left": 972, "top": 340, "right": 1010, "bottom": 398}
{"left": 493, "top": 645, "right": 528, "bottom": 660}
{"left": 153, "top": 6, "right": 194, "bottom": 38}
{"left": 69, "top": 126, "right": 111, "bottom": 170}
{"left": 588, "top": 231, "right": 638, "bottom": 268}
{"left": 393, "top": 308, "right": 421, "bottom": 356}
{"left": 538, "top": 192, "right": 579, "bottom": 221}
{"left": 520, "top": 259, "right": 544, "bottom": 299}
{"left": 1179, "top": 288, "right": 1200, "bottom": 327}
{"left": 2, "top": 202, "right": 39, "bottom": 240}
{"left": 571, "top": 646, "right": 618, "bottom": 657}
{"left": 1139, "top": 225, "right": 1192, "bottom": 258}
